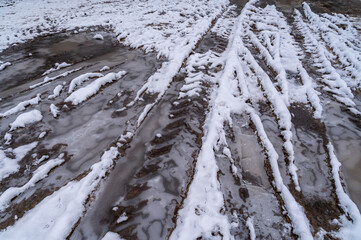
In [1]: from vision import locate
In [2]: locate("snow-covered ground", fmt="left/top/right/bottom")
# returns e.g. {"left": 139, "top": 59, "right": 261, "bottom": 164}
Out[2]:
{"left": 0, "top": 0, "right": 361, "bottom": 239}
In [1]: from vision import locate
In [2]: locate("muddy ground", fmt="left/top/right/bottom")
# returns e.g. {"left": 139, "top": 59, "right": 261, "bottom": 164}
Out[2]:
{"left": 0, "top": 0, "right": 360, "bottom": 239}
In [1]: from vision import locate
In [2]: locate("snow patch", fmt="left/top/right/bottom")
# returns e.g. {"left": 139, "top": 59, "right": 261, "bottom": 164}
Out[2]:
{"left": 10, "top": 110, "right": 43, "bottom": 131}
{"left": 93, "top": 34, "right": 104, "bottom": 40}
{"left": 50, "top": 104, "right": 59, "bottom": 118}
{"left": 65, "top": 71, "right": 126, "bottom": 105}
{"left": 0, "top": 94, "right": 41, "bottom": 118}
{"left": 0, "top": 142, "right": 38, "bottom": 181}
{"left": 0, "top": 61, "right": 11, "bottom": 71}
{"left": 43, "top": 62, "right": 71, "bottom": 76}
{"left": 48, "top": 85, "right": 63, "bottom": 99}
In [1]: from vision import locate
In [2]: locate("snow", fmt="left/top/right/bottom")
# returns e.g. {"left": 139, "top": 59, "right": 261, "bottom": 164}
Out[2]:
{"left": 101, "top": 232, "right": 124, "bottom": 240}
{"left": 0, "top": 94, "right": 41, "bottom": 118}
{"left": 0, "top": 0, "right": 228, "bottom": 57}
{"left": 68, "top": 72, "right": 104, "bottom": 93}
{"left": 246, "top": 217, "right": 256, "bottom": 240}
{"left": 50, "top": 104, "right": 59, "bottom": 118}
{"left": 171, "top": 2, "right": 257, "bottom": 239}
{"left": 100, "top": 66, "right": 110, "bottom": 72}
{"left": 38, "top": 131, "right": 46, "bottom": 139}
{"left": 116, "top": 212, "right": 128, "bottom": 223}
{"left": 249, "top": 110, "right": 312, "bottom": 239}
{"left": 30, "top": 67, "right": 83, "bottom": 89}
{"left": 0, "top": 0, "right": 360, "bottom": 238}
{"left": 245, "top": 5, "right": 322, "bottom": 118}
{"left": 327, "top": 143, "right": 361, "bottom": 239}
{"left": 4, "top": 133, "right": 12, "bottom": 145}
{"left": 0, "top": 154, "right": 65, "bottom": 212}
{"left": 294, "top": 8, "right": 359, "bottom": 114}
{"left": 303, "top": 3, "right": 361, "bottom": 89}
{"left": 48, "top": 85, "right": 63, "bottom": 99}
{"left": 0, "top": 147, "right": 119, "bottom": 240}
{"left": 0, "top": 142, "right": 37, "bottom": 181}
{"left": 93, "top": 34, "right": 104, "bottom": 40}
{"left": 34, "top": 155, "right": 49, "bottom": 165}
{"left": 65, "top": 71, "right": 126, "bottom": 105}
{"left": 9, "top": 109, "right": 43, "bottom": 131}
{"left": 0, "top": 61, "right": 11, "bottom": 71}
{"left": 42, "top": 62, "right": 71, "bottom": 76}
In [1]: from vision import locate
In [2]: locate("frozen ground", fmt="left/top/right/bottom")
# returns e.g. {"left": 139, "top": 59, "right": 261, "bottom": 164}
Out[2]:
{"left": 0, "top": 0, "right": 361, "bottom": 239}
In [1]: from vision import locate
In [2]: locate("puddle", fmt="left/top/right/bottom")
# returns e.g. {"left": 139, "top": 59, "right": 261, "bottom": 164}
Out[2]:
{"left": 322, "top": 99, "right": 361, "bottom": 209}
{"left": 0, "top": 30, "right": 119, "bottom": 98}
{"left": 0, "top": 30, "right": 162, "bottom": 229}
{"left": 71, "top": 72, "right": 206, "bottom": 239}
{"left": 305, "top": 0, "right": 361, "bottom": 15}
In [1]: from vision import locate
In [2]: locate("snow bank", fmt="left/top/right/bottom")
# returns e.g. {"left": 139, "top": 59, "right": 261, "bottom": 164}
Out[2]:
{"left": 171, "top": 2, "right": 257, "bottom": 239}
{"left": 303, "top": 3, "right": 361, "bottom": 89}
{"left": 65, "top": 71, "right": 126, "bottom": 105}
{"left": 10, "top": 109, "right": 43, "bottom": 131}
{"left": 100, "top": 66, "right": 110, "bottom": 72}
